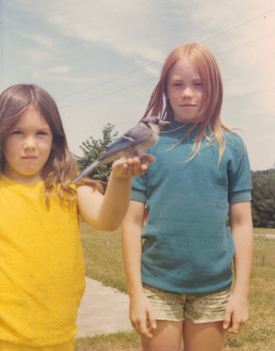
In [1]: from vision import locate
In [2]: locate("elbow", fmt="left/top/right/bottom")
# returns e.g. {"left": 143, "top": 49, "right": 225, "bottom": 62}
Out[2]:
{"left": 94, "top": 222, "right": 120, "bottom": 232}
{"left": 103, "top": 224, "right": 120, "bottom": 232}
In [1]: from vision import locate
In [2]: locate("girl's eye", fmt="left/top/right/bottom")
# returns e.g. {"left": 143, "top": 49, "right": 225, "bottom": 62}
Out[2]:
{"left": 11, "top": 130, "right": 23, "bottom": 135}
{"left": 37, "top": 131, "right": 48, "bottom": 136}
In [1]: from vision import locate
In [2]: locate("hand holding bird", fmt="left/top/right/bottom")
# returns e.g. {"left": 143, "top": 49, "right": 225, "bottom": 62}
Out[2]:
{"left": 71, "top": 117, "right": 169, "bottom": 184}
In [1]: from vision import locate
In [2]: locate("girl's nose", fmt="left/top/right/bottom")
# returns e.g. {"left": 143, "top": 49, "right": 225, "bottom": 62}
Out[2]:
{"left": 23, "top": 137, "right": 36, "bottom": 150}
{"left": 182, "top": 87, "right": 193, "bottom": 98}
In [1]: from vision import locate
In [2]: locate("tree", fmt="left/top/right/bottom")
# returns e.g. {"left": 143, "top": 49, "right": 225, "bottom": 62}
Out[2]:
{"left": 75, "top": 123, "right": 118, "bottom": 183}
{"left": 251, "top": 169, "right": 275, "bottom": 228}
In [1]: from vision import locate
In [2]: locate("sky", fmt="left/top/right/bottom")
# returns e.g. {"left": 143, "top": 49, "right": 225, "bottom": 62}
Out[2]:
{"left": 0, "top": 0, "right": 275, "bottom": 171}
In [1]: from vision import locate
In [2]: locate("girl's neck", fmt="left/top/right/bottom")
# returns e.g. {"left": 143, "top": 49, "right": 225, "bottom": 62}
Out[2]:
{"left": 3, "top": 166, "right": 43, "bottom": 186}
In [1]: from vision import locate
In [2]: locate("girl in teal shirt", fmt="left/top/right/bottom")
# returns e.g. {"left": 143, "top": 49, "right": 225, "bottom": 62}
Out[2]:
{"left": 122, "top": 43, "right": 253, "bottom": 351}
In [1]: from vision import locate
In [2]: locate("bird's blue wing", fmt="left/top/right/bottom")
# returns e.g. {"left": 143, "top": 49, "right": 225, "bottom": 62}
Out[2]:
{"left": 103, "top": 123, "right": 152, "bottom": 155}
{"left": 71, "top": 123, "right": 153, "bottom": 184}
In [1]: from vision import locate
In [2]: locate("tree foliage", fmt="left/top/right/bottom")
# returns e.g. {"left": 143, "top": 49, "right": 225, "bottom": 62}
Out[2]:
{"left": 75, "top": 123, "right": 118, "bottom": 183}
{"left": 251, "top": 169, "right": 275, "bottom": 228}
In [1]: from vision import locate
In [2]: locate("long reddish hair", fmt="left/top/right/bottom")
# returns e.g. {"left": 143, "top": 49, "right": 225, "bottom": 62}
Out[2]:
{"left": 143, "top": 43, "right": 231, "bottom": 161}
{"left": 0, "top": 84, "right": 102, "bottom": 205}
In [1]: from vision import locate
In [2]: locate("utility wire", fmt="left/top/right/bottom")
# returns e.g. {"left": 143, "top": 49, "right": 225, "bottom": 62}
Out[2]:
{"left": 67, "top": 86, "right": 275, "bottom": 136}
{"left": 224, "top": 87, "right": 275, "bottom": 102}
{"left": 69, "top": 119, "right": 138, "bottom": 135}
{"left": 202, "top": 8, "right": 275, "bottom": 44}
{"left": 57, "top": 60, "right": 163, "bottom": 101}
{"left": 59, "top": 77, "right": 157, "bottom": 109}
{"left": 60, "top": 30, "right": 275, "bottom": 110}
{"left": 57, "top": 7, "right": 275, "bottom": 103}
{"left": 216, "top": 30, "right": 275, "bottom": 57}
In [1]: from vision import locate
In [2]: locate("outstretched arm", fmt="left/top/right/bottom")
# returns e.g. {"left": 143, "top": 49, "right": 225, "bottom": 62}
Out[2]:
{"left": 76, "top": 155, "right": 155, "bottom": 231}
{"left": 121, "top": 200, "right": 157, "bottom": 338}
{"left": 223, "top": 201, "right": 253, "bottom": 334}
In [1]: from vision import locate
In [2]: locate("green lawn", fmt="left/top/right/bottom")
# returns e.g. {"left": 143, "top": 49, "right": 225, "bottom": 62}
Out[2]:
{"left": 76, "top": 224, "right": 275, "bottom": 350}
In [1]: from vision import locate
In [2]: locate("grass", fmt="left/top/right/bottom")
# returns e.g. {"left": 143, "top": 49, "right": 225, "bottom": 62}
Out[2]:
{"left": 80, "top": 221, "right": 127, "bottom": 293}
{"left": 75, "top": 331, "right": 140, "bottom": 351}
{"left": 76, "top": 224, "right": 275, "bottom": 350}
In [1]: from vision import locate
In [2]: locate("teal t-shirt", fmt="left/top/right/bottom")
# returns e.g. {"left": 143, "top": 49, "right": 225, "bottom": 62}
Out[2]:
{"left": 131, "top": 119, "right": 252, "bottom": 296}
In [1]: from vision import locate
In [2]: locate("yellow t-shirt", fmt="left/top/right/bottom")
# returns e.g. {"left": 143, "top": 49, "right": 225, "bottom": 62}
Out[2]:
{"left": 0, "top": 175, "right": 85, "bottom": 346}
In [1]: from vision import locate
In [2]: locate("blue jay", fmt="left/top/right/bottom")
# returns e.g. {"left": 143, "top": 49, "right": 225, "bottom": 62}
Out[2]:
{"left": 71, "top": 116, "right": 170, "bottom": 184}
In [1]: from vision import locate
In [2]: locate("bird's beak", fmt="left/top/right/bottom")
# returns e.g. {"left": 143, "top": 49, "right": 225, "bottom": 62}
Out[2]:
{"left": 158, "top": 120, "right": 170, "bottom": 127}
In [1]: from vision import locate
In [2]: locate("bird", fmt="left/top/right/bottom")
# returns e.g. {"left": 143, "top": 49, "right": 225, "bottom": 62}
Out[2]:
{"left": 71, "top": 116, "right": 170, "bottom": 184}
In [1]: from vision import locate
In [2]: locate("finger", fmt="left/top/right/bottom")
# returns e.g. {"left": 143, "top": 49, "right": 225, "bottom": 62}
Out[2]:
{"left": 131, "top": 156, "right": 151, "bottom": 174}
{"left": 227, "top": 328, "right": 240, "bottom": 334}
{"left": 223, "top": 309, "right": 232, "bottom": 331}
{"left": 132, "top": 158, "right": 149, "bottom": 175}
{"left": 138, "top": 318, "right": 153, "bottom": 338}
{"left": 227, "top": 318, "right": 243, "bottom": 334}
{"left": 140, "top": 154, "right": 156, "bottom": 163}
{"left": 147, "top": 308, "right": 157, "bottom": 331}
{"left": 140, "top": 161, "right": 150, "bottom": 172}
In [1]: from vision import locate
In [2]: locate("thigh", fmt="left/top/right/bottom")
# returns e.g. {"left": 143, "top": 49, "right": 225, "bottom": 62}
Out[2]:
{"left": 183, "top": 319, "right": 226, "bottom": 351}
{"left": 141, "top": 320, "right": 183, "bottom": 351}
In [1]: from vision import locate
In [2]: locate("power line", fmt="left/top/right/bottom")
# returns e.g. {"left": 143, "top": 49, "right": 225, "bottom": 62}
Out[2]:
{"left": 59, "top": 77, "right": 157, "bottom": 109}
{"left": 57, "top": 59, "right": 164, "bottom": 101}
{"left": 224, "top": 87, "right": 275, "bottom": 102}
{"left": 60, "top": 30, "right": 275, "bottom": 110}
{"left": 68, "top": 86, "right": 275, "bottom": 136}
{"left": 68, "top": 119, "right": 138, "bottom": 136}
{"left": 57, "top": 7, "right": 275, "bottom": 103}
{"left": 202, "top": 8, "right": 275, "bottom": 44}
{"left": 216, "top": 30, "right": 275, "bottom": 57}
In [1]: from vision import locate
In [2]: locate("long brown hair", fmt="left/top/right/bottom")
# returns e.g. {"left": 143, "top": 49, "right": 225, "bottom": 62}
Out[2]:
{"left": 0, "top": 84, "right": 102, "bottom": 205}
{"left": 143, "top": 43, "right": 231, "bottom": 162}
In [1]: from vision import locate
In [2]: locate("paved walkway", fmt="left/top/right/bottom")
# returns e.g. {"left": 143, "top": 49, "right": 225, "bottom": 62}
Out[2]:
{"left": 76, "top": 277, "right": 133, "bottom": 337}
{"left": 253, "top": 234, "right": 275, "bottom": 239}
{"left": 76, "top": 233, "right": 274, "bottom": 337}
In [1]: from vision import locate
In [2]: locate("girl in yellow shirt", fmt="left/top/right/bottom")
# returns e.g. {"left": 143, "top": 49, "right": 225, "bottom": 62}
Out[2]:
{"left": 0, "top": 84, "right": 154, "bottom": 350}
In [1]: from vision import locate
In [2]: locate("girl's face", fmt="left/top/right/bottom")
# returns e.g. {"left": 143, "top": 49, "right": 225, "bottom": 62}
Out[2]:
{"left": 166, "top": 58, "right": 204, "bottom": 123}
{"left": 3, "top": 107, "right": 53, "bottom": 185}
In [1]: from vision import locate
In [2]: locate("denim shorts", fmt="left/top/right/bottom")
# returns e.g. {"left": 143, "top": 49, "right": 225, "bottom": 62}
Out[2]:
{"left": 143, "top": 284, "right": 231, "bottom": 323}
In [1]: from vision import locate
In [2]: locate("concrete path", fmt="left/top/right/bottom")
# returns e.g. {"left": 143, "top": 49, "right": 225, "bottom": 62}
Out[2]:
{"left": 76, "top": 277, "right": 133, "bottom": 337}
{"left": 253, "top": 234, "right": 275, "bottom": 239}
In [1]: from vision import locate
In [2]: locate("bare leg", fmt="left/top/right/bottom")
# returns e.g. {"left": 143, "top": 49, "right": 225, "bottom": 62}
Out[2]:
{"left": 141, "top": 320, "right": 183, "bottom": 351}
{"left": 183, "top": 319, "right": 226, "bottom": 351}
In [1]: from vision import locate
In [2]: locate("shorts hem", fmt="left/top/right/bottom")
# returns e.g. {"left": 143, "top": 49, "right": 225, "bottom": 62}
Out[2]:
{"left": 185, "top": 315, "right": 225, "bottom": 324}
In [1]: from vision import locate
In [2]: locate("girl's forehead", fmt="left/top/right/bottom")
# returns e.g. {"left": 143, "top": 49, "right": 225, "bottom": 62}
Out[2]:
{"left": 168, "top": 58, "right": 201, "bottom": 79}
{"left": 15, "top": 107, "right": 50, "bottom": 129}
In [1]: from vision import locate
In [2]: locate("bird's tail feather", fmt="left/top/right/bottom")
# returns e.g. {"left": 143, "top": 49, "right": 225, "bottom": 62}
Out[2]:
{"left": 70, "top": 160, "right": 101, "bottom": 184}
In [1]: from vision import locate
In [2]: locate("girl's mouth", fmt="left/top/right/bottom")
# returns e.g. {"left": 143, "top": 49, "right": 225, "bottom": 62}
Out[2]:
{"left": 22, "top": 156, "right": 37, "bottom": 160}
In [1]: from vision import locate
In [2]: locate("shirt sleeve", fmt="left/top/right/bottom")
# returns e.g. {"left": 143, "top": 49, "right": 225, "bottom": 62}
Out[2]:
{"left": 227, "top": 136, "right": 252, "bottom": 203}
{"left": 131, "top": 172, "right": 147, "bottom": 203}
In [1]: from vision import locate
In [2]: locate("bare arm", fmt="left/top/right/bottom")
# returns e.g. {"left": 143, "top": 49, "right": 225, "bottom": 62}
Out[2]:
{"left": 223, "top": 201, "right": 253, "bottom": 334}
{"left": 77, "top": 155, "right": 155, "bottom": 231}
{"left": 121, "top": 200, "right": 157, "bottom": 338}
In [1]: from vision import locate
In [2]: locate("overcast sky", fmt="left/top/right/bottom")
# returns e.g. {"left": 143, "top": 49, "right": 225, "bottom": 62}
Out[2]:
{"left": 1, "top": 0, "right": 275, "bottom": 171}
